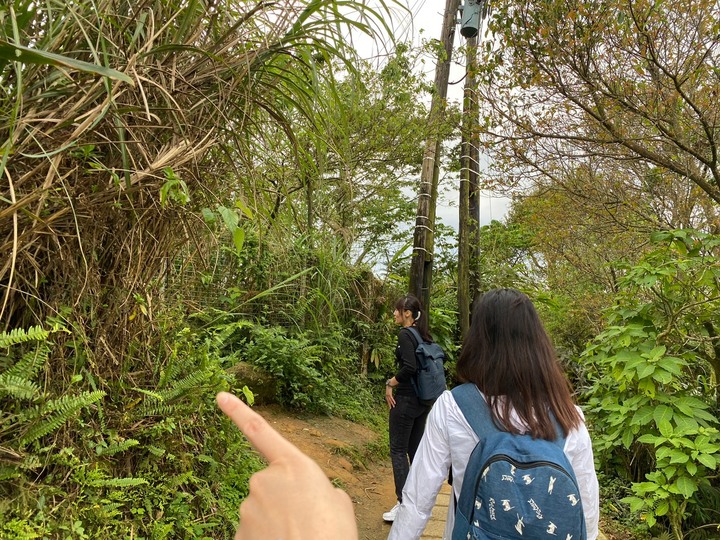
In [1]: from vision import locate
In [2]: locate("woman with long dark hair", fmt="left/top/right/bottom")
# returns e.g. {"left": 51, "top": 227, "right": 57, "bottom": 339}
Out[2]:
{"left": 383, "top": 294, "right": 435, "bottom": 522}
{"left": 388, "top": 288, "right": 599, "bottom": 539}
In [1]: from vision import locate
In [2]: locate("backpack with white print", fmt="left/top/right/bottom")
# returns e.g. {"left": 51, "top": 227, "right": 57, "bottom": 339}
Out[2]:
{"left": 451, "top": 383, "right": 586, "bottom": 540}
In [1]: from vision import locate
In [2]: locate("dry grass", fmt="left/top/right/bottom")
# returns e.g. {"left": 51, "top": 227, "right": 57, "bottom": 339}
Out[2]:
{"left": 0, "top": 0, "right": 392, "bottom": 362}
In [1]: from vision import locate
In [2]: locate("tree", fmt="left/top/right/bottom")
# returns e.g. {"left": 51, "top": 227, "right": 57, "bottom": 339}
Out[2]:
{"left": 225, "top": 46, "right": 431, "bottom": 274}
{"left": 476, "top": 0, "right": 720, "bottom": 227}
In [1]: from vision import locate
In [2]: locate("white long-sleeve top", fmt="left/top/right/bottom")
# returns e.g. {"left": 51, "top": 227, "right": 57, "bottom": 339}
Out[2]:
{"left": 388, "top": 390, "right": 599, "bottom": 540}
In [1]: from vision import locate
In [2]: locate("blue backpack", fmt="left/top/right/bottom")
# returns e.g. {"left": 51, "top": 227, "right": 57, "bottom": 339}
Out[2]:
{"left": 405, "top": 327, "right": 446, "bottom": 404}
{"left": 451, "top": 383, "right": 586, "bottom": 540}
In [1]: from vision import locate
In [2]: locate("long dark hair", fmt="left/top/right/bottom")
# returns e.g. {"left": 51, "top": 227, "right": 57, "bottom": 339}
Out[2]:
{"left": 456, "top": 288, "right": 582, "bottom": 440}
{"left": 394, "top": 294, "right": 432, "bottom": 342}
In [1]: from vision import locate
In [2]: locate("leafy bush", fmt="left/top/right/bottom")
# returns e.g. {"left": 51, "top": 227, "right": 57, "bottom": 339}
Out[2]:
{"left": 584, "top": 230, "right": 720, "bottom": 539}
{"left": 201, "top": 312, "right": 382, "bottom": 415}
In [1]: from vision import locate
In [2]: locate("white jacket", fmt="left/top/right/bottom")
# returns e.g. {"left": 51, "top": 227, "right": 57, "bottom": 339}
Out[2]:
{"left": 387, "top": 390, "right": 600, "bottom": 540}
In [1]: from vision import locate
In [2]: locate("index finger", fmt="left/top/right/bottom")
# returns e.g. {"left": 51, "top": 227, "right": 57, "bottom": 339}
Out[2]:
{"left": 216, "top": 391, "right": 301, "bottom": 464}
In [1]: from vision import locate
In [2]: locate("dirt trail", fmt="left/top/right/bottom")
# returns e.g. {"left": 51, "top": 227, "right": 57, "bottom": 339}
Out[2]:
{"left": 255, "top": 405, "right": 397, "bottom": 540}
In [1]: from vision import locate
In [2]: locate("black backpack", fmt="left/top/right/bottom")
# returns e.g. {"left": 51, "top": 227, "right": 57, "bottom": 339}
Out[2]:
{"left": 405, "top": 327, "right": 446, "bottom": 405}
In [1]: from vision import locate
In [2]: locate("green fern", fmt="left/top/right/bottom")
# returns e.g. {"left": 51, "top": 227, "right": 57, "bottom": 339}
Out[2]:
{"left": 154, "top": 368, "right": 214, "bottom": 403}
{"left": 0, "top": 333, "right": 49, "bottom": 401}
{"left": 96, "top": 439, "right": 140, "bottom": 456}
{"left": 19, "top": 390, "right": 105, "bottom": 446}
{"left": 141, "top": 402, "right": 176, "bottom": 417}
{"left": 0, "top": 326, "right": 50, "bottom": 348}
{"left": 0, "top": 519, "right": 41, "bottom": 539}
{"left": 158, "top": 355, "right": 186, "bottom": 388}
{"left": 0, "top": 374, "right": 40, "bottom": 400}
{"left": 3, "top": 344, "right": 49, "bottom": 382}
{"left": 130, "top": 387, "right": 164, "bottom": 401}
{"left": 85, "top": 476, "right": 149, "bottom": 487}
{"left": 196, "top": 453, "right": 218, "bottom": 466}
{"left": 0, "top": 466, "right": 22, "bottom": 481}
{"left": 141, "top": 361, "right": 217, "bottom": 416}
{"left": 146, "top": 445, "right": 166, "bottom": 457}
{"left": 95, "top": 501, "right": 124, "bottom": 518}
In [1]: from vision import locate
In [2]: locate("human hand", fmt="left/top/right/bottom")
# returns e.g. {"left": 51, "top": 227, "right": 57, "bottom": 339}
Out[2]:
{"left": 385, "top": 387, "right": 396, "bottom": 408}
{"left": 216, "top": 392, "right": 358, "bottom": 540}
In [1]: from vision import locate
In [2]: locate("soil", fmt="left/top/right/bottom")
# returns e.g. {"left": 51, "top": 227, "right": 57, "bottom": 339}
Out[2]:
{"left": 255, "top": 405, "right": 397, "bottom": 540}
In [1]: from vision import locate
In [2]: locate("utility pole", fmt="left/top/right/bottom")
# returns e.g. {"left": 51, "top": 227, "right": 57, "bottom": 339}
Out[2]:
{"left": 409, "top": 0, "right": 461, "bottom": 314}
{"left": 458, "top": 35, "right": 480, "bottom": 340}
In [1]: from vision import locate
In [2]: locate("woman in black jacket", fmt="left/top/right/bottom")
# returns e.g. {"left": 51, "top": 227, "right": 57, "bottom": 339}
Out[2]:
{"left": 383, "top": 294, "right": 434, "bottom": 522}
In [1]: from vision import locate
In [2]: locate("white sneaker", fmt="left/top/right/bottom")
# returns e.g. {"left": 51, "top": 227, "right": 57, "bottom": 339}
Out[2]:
{"left": 383, "top": 502, "right": 401, "bottom": 522}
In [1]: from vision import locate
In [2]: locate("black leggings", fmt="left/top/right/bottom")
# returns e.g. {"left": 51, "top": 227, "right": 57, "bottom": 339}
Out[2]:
{"left": 389, "top": 394, "right": 431, "bottom": 502}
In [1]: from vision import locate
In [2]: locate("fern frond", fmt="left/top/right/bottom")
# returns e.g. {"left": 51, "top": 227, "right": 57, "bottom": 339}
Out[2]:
{"left": 157, "top": 368, "right": 214, "bottom": 402}
{"left": 97, "top": 501, "right": 124, "bottom": 518}
{"left": 86, "top": 476, "right": 148, "bottom": 487}
{"left": 0, "top": 326, "right": 49, "bottom": 348}
{"left": 159, "top": 355, "right": 191, "bottom": 388}
{"left": 0, "top": 466, "right": 22, "bottom": 481}
{"left": 196, "top": 453, "right": 218, "bottom": 466}
{"left": 167, "top": 471, "right": 195, "bottom": 488}
{"left": 0, "top": 375, "right": 40, "bottom": 400}
{"left": 146, "top": 445, "right": 165, "bottom": 457}
{"left": 19, "top": 390, "right": 105, "bottom": 446}
{"left": 183, "top": 434, "right": 199, "bottom": 446}
{"left": 131, "top": 387, "right": 164, "bottom": 401}
{"left": 0, "top": 519, "right": 41, "bottom": 539}
{"left": 141, "top": 403, "right": 176, "bottom": 417}
{"left": 3, "top": 344, "right": 50, "bottom": 381}
{"left": 96, "top": 439, "right": 140, "bottom": 456}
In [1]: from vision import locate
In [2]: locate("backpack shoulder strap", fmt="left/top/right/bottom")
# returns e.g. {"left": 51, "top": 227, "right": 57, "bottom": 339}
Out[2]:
{"left": 451, "top": 383, "right": 499, "bottom": 439}
{"left": 405, "top": 326, "right": 424, "bottom": 345}
{"left": 451, "top": 383, "right": 567, "bottom": 448}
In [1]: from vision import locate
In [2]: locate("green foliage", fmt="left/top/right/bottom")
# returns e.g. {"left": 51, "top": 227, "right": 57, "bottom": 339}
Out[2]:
{"left": 475, "top": 220, "right": 534, "bottom": 290}
{"left": 597, "top": 474, "right": 649, "bottom": 538}
{"left": 0, "top": 321, "right": 263, "bottom": 538}
{"left": 237, "top": 324, "right": 328, "bottom": 409}
{"left": 203, "top": 312, "right": 371, "bottom": 414}
{"left": 0, "top": 0, "right": 452, "bottom": 538}
{"left": 19, "top": 391, "right": 106, "bottom": 446}
{"left": 0, "top": 324, "right": 106, "bottom": 459}
{"left": 0, "top": 325, "right": 50, "bottom": 348}
{"left": 584, "top": 229, "right": 720, "bottom": 538}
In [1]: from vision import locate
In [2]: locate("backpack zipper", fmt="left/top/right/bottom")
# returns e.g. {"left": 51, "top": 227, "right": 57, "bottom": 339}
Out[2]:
{"left": 483, "top": 454, "right": 574, "bottom": 475}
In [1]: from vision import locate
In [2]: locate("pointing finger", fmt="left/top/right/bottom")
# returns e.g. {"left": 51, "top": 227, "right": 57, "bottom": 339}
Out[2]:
{"left": 216, "top": 391, "right": 300, "bottom": 464}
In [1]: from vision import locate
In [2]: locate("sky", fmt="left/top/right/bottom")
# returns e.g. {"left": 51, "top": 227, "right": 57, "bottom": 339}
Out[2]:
{"left": 353, "top": 0, "right": 512, "bottom": 231}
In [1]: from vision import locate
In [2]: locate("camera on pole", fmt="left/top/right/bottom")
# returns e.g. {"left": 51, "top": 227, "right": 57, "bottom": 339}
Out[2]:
{"left": 460, "top": 0, "right": 482, "bottom": 39}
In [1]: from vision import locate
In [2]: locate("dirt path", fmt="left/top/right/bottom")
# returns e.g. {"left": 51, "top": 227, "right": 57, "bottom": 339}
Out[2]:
{"left": 255, "top": 405, "right": 397, "bottom": 540}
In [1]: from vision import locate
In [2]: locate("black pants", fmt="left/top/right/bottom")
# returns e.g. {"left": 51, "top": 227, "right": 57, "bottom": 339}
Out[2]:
{"left": 389, "top": 394, "right": 431, "bottom": 502}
